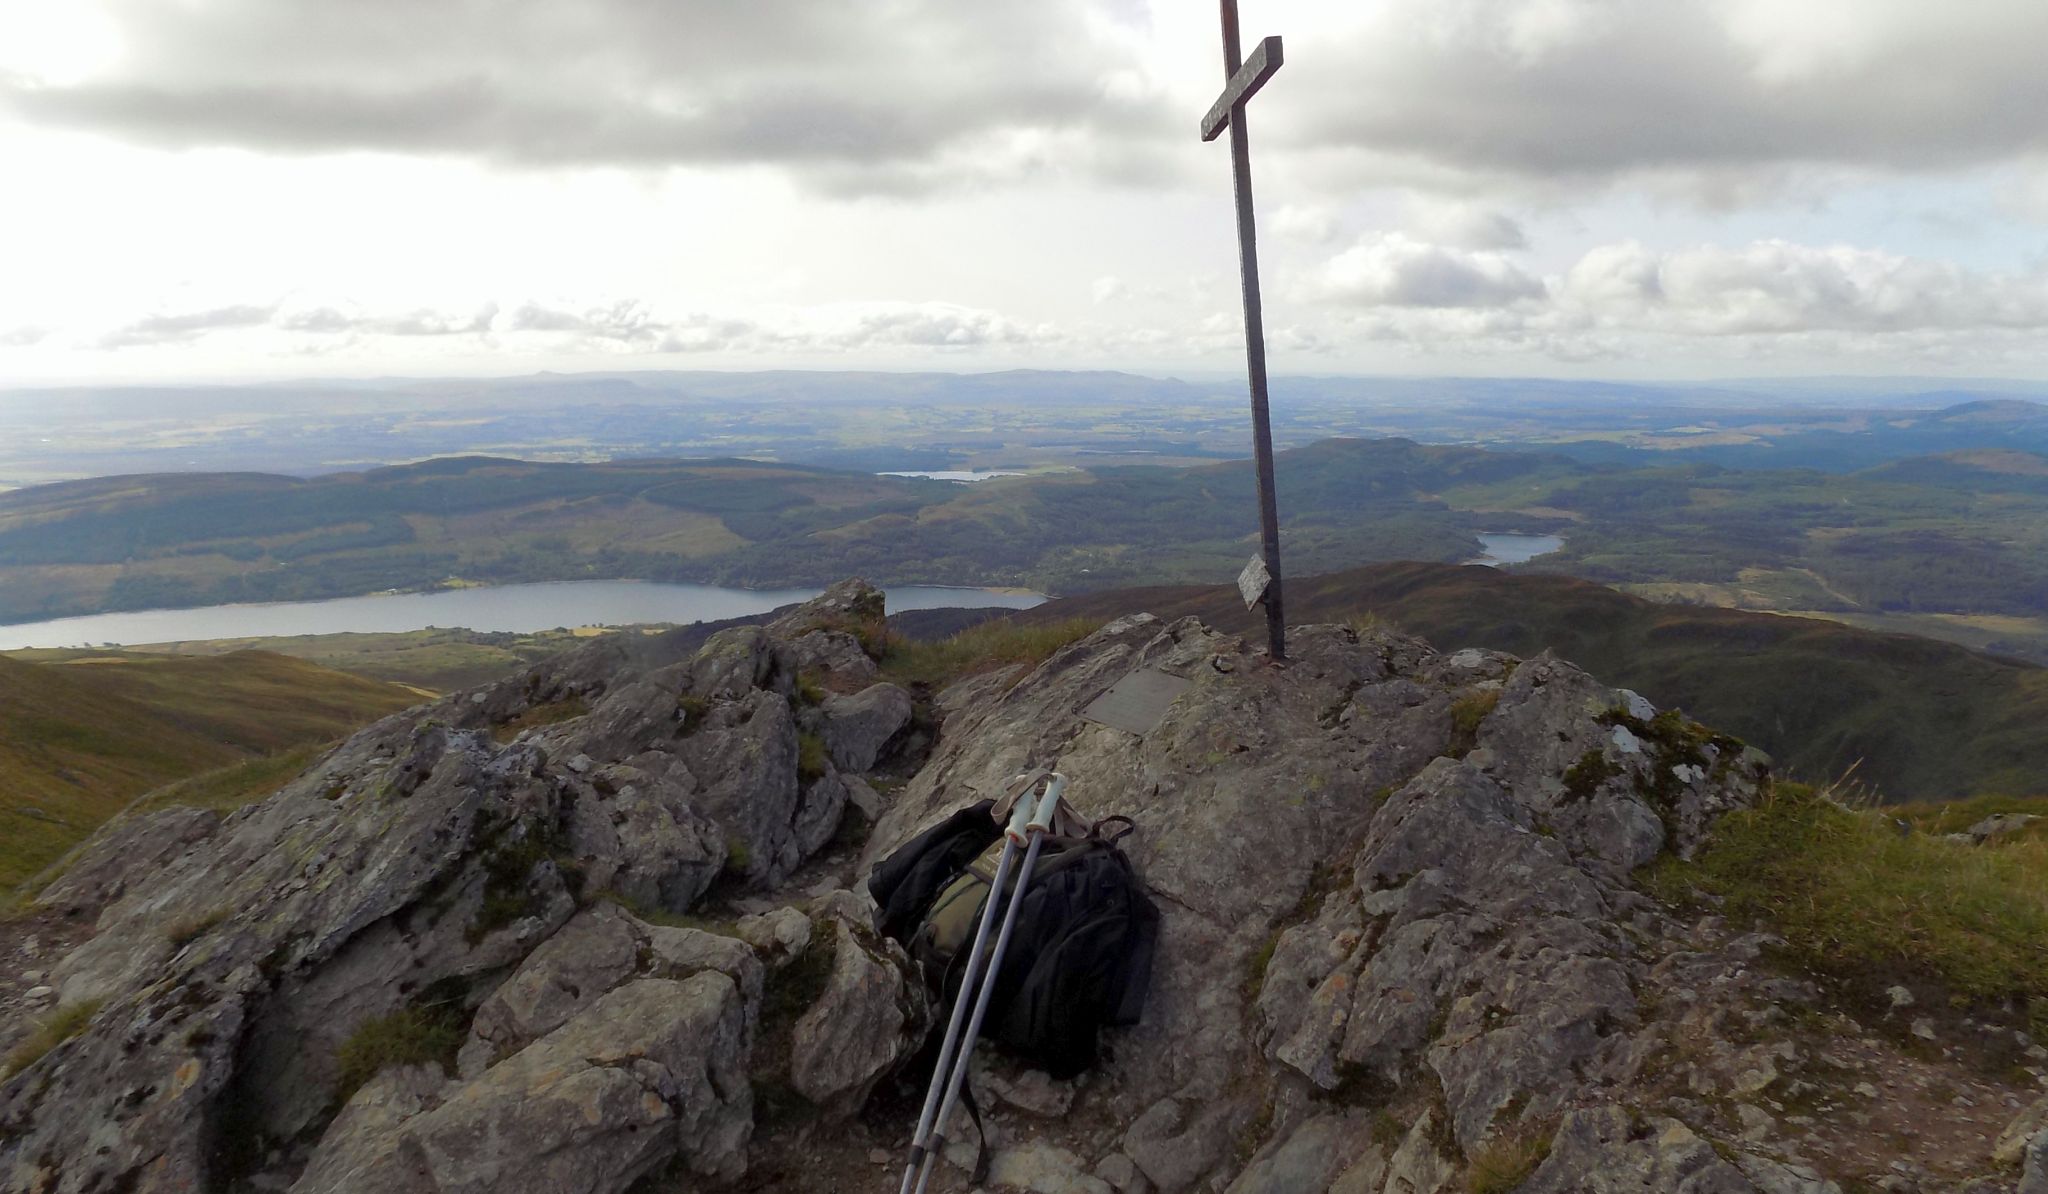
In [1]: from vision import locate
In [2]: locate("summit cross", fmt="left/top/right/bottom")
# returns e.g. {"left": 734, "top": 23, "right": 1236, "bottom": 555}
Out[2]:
{"left": 1202, "top": 0, "right": 1288, "bottom": 661}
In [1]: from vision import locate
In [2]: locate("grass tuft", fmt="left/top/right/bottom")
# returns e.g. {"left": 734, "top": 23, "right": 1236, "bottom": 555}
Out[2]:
{"left": 724, "top": 835, "right": 753, "bottom": 876}
{"left": 797, "top": 732, "right": 829, "bottom": 783}
{"left": 1465, "top": 1124, "right": 1554, "bottom": 1193}
{"left": 3, "top": 999, "right": 104, "bottom": 1080}
{"left": 878, "top": 617, "right": 1103, "bottom": 689}
{"left": 333, "top": 1004, "right": 465, "bottom": 1102}
{"left": 1446, "top": 689, "right": 1500, "bottom": 758}
{"left": 1647, "top": 782, "right": 2048, "bottom": 1001}
{"left": 490, "top": 696, "right": 588, "bottom": 743}
{"left": 1562, "top": 749, "right": 1619, "bottom": 801}
{"left": 164, "top": 908, "right": 230, "bottom": 947}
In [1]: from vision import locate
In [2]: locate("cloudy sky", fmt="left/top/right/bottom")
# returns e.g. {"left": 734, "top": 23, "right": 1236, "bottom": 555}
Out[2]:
{"left": 5, "top": 0, "right": 2048, "bottom": 383}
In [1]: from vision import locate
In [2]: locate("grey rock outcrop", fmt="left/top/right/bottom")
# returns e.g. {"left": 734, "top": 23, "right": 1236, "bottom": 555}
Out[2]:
{"left": 866, "top": 613, "right": 1778, "bottom": 1193}
{"left": 12, "top": 580, "right": 2015, "bottom": 1194}
{"left": 35, "top": 805, "right": 222, "bottom": 919}
{"left": 0, "top": 582, "right": 906, "bottom": 1194}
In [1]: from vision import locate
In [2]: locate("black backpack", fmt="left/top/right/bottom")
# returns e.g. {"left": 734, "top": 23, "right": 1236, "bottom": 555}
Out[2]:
{"left": 867, "top": 802, "right": 1160, "bottom": 1079}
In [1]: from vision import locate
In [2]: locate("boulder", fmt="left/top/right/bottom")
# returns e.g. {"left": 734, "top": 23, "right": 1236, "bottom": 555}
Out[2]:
{"left": 786, "top": 630, "right": 881, "bottom": 689}
{"left": 1225, "top": 1114, "right": 1379, "bottom": 1194}
{"left": 768, "top": 577, "right": 886, "bottom": 640}
{"left": 464, "top": 903, "right": 761, "bottom": 1074}
{"left": 787, "top": 899, "right": 926, "bottom": 1117}
{"left": 292, "top": 975, "right": 752, "bottom": 1194}
{"left": 1999, "top": 1097, "right": 2048, "bottom": 1169}
{"left": 819, "top": 683, "right": 915, "bottom": 773}
{"left": 684, "top": 626, "right": 786, "bottom": 701}
{"left": 1966, "top": 812, "right": 2042, "bottom": 844}
{"left": 1519, "top": 1107, "right": 1756, "bottom": 1193}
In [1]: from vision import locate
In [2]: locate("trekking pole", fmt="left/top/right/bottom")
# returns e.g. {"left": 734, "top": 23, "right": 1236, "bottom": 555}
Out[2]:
{"left": 913, "top": 773, "right": 1067, "bottom": 1194}
{"left": 898, "top": 780, "right": 1041, "bottom": 1194}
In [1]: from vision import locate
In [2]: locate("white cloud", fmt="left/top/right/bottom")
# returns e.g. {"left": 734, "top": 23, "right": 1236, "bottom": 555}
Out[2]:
{"left": 1318, "top": 234, "right": 1545, "bottom": 309}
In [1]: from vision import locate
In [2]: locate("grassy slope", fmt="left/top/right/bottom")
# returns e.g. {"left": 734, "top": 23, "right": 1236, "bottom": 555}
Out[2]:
{"left": 1013, "top": 561, "right": 2048, "bottom": 800}
{"left": 0, "top": 651, "right": 423, "bottom": 890}
{"left": 15, "top": 626, "right": 616, "bottom": 692}
{"left": 1649, "top": 783, "right": 2048, "bottom": 1023}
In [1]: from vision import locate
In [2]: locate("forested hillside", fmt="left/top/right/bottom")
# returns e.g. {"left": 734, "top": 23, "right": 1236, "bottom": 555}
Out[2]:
{"left": 3, "top": 439, "right": 2046, "bottom": 632}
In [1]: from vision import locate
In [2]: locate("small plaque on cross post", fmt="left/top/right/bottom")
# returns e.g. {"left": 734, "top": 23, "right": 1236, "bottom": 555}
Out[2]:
{"left": 1237, "top": 555, "right": 1271, "bottom": 609}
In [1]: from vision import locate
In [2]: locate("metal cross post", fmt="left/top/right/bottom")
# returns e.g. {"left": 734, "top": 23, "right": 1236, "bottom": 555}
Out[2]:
{"left": 1202, "top": 0, "right": 1287, "bottom": 661}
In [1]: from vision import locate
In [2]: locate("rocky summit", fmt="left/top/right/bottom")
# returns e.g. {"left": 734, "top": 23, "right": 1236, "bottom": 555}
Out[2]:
{"left": 2, "top": 580, "right": 2043, "bottom": 1193}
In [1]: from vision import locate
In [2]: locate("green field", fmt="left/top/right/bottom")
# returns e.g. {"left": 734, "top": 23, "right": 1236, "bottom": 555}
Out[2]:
{"left": 0, "top": 651, "right": 425, "bottom": 892}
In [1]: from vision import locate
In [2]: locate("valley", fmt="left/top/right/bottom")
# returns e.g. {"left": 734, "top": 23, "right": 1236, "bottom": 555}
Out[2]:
{"left": 3, "top": 433, "right": 2046, "bottom": 637}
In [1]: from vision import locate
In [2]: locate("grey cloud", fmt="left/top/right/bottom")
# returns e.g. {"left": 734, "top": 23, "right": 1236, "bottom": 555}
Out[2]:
{"left": 1407, "top": 202, "right": 1527, "bottom": 251}
{"left": 1560, "top": 240, "right": 2048, "bottom": 335}
{"left": 99, "top": 304, "right": 275, "bottom": 348}
{"left": 1, "top": 0, "right": 1175, "bottom": 194}
{"left": 277, "top": 304, "right": 497, "bottom": 337}
{"left": 0, "top": 326, "right": 50, "bottom": 347}
{"left": 1334, "top": 237, "right": 2048, "bottom": 361}
{"left": 1280, "top": 0, "right": 2048, "bottom": 194}
{"left": 836, "top": 306, "right": 1043, "bottom": 348}
{"left": 97, "top": 301, "right": 499, "bottom": 349}
{"left": 72, "top": 293, "right": 1064, "bottom": 359}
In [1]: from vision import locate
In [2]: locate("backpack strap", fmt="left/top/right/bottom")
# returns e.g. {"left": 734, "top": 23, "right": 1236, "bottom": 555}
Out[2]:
{"left": 1092, "top": 815, "right": 1137, "bottom": 844}
{"left": 962, "top": 1079, "right": 992, "bottom": 1185}
{"left": 1113, "top": 876, "right": 1162, "bottom": 1026}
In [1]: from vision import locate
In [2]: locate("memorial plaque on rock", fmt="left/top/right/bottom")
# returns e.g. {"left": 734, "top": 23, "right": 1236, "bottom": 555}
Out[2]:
{"left": 1080, "top": 668, "right": 1194, "bottom": 735}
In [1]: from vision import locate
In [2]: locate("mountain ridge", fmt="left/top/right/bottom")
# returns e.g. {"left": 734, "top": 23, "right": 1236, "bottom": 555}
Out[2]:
{"left": 1011, "top": 560, "right": 2048, "bottom": 800}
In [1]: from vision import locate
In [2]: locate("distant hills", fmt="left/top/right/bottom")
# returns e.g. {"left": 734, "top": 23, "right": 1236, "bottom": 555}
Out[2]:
{"left": 1516, "top": 393, "right": 2048, "bottom": 473}
{"left": 0, "top": 651, "right": 424, "bottom": 890}
{"left": 4, "top": 437, "right": 2047, "bottom": 639}
{"left": 1016, "top": 561, "right": 2048, "bottom": 801}
{"left": 7, "top": 367, "right": 2048, "bottom": 487}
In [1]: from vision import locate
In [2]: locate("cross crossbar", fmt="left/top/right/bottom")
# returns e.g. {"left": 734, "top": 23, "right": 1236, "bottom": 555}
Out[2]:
{"left": 1200, "top": 35, "right": 1283, "bottom": 142}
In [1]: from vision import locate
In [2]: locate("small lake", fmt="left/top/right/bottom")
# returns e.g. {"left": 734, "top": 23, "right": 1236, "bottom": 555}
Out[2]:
{"left": 1467, "top": 533, "right": 1565, "bottom": 567}
{"left": 877, "top": 470, "right": 1026, "bottom": 482}
{"left": 0, "top": 581, "right": 1045, "bottom": 650}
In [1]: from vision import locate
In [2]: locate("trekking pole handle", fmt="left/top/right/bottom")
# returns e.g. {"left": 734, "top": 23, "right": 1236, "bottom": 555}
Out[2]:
{"left": 1004, "top": 784, "right": 1040, "bottom": 844}
{"left": 1027, "top": 772, "right": 1066, "bottom": 834}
